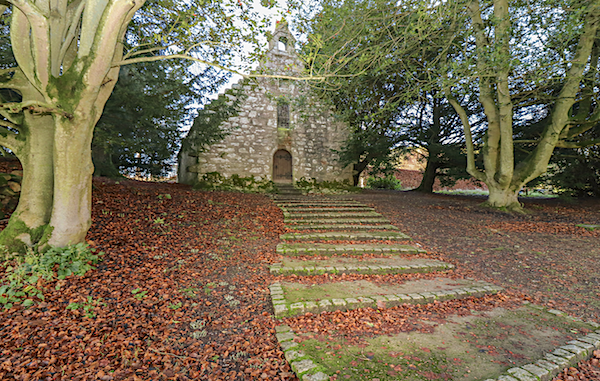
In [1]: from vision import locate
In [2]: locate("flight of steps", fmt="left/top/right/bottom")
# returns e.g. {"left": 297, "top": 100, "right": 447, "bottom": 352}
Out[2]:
{"left": 268, "top": 195, "right": 600, "bottom": 381}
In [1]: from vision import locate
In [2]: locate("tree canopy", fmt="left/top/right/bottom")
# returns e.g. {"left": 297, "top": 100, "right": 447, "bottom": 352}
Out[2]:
{"left": 0, "top": 0, "right": 274, "bottom": 253}
{"left": 295, "top": 0, "right": 600, "bottom": 207}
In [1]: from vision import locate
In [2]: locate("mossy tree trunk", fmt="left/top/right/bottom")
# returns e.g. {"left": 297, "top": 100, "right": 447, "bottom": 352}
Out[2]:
{"left": 0, "top": 0, "right": 142, "bottom": 253}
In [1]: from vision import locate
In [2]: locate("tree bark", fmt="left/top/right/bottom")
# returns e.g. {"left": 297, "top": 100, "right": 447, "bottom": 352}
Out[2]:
{"left": 0, "top": 114, "right": 54, "bottom": 253}
{"left": 44, "top": 116, "right": 95, "bottom": 248}
{"left": 415, "top": 156, "right": 440, "bottom": 193}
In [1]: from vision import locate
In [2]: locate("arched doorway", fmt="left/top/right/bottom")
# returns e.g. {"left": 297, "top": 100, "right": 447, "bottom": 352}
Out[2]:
{"left": 273, "top": 149, "right": 292, "bottom": 183}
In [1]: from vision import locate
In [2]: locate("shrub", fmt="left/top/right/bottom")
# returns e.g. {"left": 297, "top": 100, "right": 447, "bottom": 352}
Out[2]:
{"left": 294, "top": 177, "right": 359, "bottom": 194}
{"left": 193, "top": 172, "right": 277, "bottom": 193}
{"left": 0, "top": 243, "right": 103, "bottom": 308}
{"left": 366, "top": 175, "right": 402, "bottom": 190}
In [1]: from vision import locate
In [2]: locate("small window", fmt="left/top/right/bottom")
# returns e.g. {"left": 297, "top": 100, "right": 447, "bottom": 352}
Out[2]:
{"left": 277, "top": 103, "right": 289, "bottom": 128}
{"left": 278, "top": 37, "right": 288, "bottom": 52}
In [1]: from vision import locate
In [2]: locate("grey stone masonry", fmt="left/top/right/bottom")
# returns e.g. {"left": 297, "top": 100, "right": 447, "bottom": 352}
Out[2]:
{"left": 286, "top": 224, "right": 400, "bottom": 231}
{"left": 486, "top": 329, "right": 600, "bottom": 381}
{"left": 270, "top": 281, "right": 504, "bottom": 318}
{"left": 178, "top": 21, "right": 352, "bottom": 185}
{"left": 286, "top": 218, "right": 391, "bottom": 224}
{"left": 283, "top": 211, "right": 383, "bottom": 219}
{"left": 276, "top": 243, "right": 426, "bottom": 255}
{"left": 269, "top": 260, "right": 454, "bottom": 276}
{"left": 282, "top": 207, "right": 375, "bottom": 212}
{"left": 280, "top": 231, "right": 411, "bottom": 241}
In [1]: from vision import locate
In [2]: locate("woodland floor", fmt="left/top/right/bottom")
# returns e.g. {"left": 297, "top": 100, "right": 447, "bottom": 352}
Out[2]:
{"left": 0, "top": 180, "right": 599, "bottom": 380}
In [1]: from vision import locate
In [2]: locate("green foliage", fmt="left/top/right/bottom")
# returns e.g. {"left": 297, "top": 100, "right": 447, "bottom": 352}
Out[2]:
{"left": 131, "top": 288, "right": 149, "bottom": 300}
{"left": 66, "top": 296, "right": 106, "bottom": 318}
{"left": 92, "top": 59, "right": 209, "bottom": 178}
{"left": 294, "top": 177, "right": 359, "bottom": 194}
{"left": 546, "top": 145, "right": 600, "bottom": 198}
{"left": 366, "top": 175, "right": 402, "bottom": 190}
{"left": 0, "top": 243, "right": 103, "bottom": 308}
{"left": 0, "top": 171, "right": 21, "bottom": 219}
{"left": 193, "top": 172, "right": 277, "bottom": 193}
{"left": 180, "top": 84, "right": 247, "bottom": 156}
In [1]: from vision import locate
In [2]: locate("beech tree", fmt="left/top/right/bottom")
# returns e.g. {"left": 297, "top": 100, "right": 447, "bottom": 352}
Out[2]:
{"left": 0, "top": 0, "right": 271, "bottom": 253}
{"left": 297, "top": 0, "right": 600, "bottom": 210}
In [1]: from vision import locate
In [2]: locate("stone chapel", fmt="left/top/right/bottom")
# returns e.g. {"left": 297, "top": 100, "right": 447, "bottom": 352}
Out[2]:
{"left": 177, "top": 21, "right": 353, "bottom": 185}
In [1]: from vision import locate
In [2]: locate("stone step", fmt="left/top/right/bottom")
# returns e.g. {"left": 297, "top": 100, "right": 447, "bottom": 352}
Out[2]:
{"left": 282, "top": 207, "right": 374, "bottom": 212}
{"left": 270, "top": 278, "right": 503, "bottom": 317}
{"left": 270, "top": 257, "right": 453, "bottom": 276}
{"left": 277, "top": 202, "right": 363, "bottom": 208}
{"left": 277, "top": 242, "right": 425, "bottom": 255}
{"left": 286, "top": 224, "right": 399, "bottom": 231}
{"left": 285, "top": 218, "right": 390, "bottom": 225}
{"left": 280, "top": 231, "right": 411, "bottom": 241}
{"left": 283, "top": 212, "right": 383, "bottom": 219}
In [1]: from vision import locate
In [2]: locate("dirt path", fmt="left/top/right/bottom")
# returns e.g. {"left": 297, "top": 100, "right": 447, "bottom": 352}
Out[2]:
{"left": 351, "top": 191, "right": 600, "bottom": 322}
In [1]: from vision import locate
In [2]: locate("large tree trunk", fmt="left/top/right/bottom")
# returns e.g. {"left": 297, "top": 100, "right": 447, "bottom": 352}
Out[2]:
{"left": 485, "top": 185, "right": 520, "bottom": 211}
{"left": 43, "top": 117, "right": 95, "bottom": 248}
{"left": 0, "top": 113, "right": 54, "bottom": 255}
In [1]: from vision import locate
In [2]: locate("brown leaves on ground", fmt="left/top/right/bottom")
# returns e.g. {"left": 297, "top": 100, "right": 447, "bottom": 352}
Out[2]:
{"left": 0, "top": 179, "right": 290, "bottom": 380}
{"left": 0, "top": 184, "right": 598, "bottom": 380}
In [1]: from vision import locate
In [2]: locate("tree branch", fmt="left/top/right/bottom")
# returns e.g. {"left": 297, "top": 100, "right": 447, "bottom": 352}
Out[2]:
{"left": 0, "top": 128, "right": 23, "bottom": 152}
{"left": 446, "top": 96, "right": 485, "bottom": 182}
{"left": 0, "top": 101, "right": 73, "bottom": 119}
{"left": 114, "top": 54, "right": 363, "bottom": 81}
{"left": 555, "top": 139, "right": 600, "bottom": 149}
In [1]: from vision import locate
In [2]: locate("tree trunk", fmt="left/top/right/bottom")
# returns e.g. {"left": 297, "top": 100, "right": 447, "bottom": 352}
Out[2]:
{"left": 353, "top": 160, "right": 368, "bottom": 186}
{"left": 484, "top": 185, "right": 521, "bottom": 212}
{"left": 43, "top": 117, "right": 95, "bottom": 248}
{"left": 0, "top": 113, "right": 54, "bottom": 255}
{"left": 415, "top": 156, "right": 439, "bottom": 193}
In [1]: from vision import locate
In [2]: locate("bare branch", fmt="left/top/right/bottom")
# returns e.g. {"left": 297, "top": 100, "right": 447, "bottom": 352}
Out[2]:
{"left": 114, "top": 54, "right": 365, "bottom": 81}
{"left": 555, "top": 139, "right": 600, "bottom": 149}
{"left": 0, "top": 128, "right": 23, "bottom": 152}
{"left": 0, "top": 119, "right": 17, "bottom": 129}
{"left": 1, "top": 101, "right": 73, "bottom": 119}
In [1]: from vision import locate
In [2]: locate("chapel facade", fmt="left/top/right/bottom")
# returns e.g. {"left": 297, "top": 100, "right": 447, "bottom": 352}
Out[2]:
{"left": 177, "top": 21, "right": 352, "bottom": 185}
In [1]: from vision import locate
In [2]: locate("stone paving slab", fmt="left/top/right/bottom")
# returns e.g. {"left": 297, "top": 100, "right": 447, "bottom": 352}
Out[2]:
{"left": 282, "top": 206, "right": 375, "bottom": 212}
{"left": 286, "top": 224, "right": 400, "bottom": 231}
{"left": 286, "top": 218, "right": 391, "bottom": 224}
{"left": 270, "top": 257, "right": 454, "bottom": 276}
{"left": 274, "top": 309, "right": 600, "bottom": 381}
{"left": 283, "top": 211, "right": 383, "bottom": 219}
{"left": 280, "top": 231, "right": 411, "bottom": 241}
{"left": 270, "top": 278, "right": 502, "bottom": 317}
{"left": 276, "top": 242, "right": 425, "bottom": 255}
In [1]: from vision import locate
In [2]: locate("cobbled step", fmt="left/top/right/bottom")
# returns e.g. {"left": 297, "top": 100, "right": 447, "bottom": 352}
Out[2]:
{"left": 286, "top": 218, "right": 390, "bottom": 224}
{"left": 277, "top": 242, "right": 425, "bottom": 255}
{"left": 286, "top": 224, "right": 399, "bottom": 231}
{"left": 282, "top": 206, "right": 375, "bottom": 212}
{"left": 270, "top": 278, "right": 504, "bottom": 317}
{"left": 283, "top": 212, "right": 383, "bottom": 219}
{"left": 270, "top": 257, "right": 454, "bottom": 276}
{"left": 277, "top": 202, "right": 363, "bottom": 208}
{"left": 280, "top": 231, "right": 411, "bottom": 241}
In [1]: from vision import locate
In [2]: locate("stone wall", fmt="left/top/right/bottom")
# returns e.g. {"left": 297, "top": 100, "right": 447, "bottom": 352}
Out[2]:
{"left": 178, "top": 21, "right": 352, "bottom": 185}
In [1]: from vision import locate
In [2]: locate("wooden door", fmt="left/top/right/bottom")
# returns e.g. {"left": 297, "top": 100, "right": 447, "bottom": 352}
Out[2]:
{"left": 273, "top": 150, "right": 292, "bottom": 183}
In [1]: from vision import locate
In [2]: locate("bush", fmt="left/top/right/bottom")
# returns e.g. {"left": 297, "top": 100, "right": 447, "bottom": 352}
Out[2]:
{"left": 366, "top": 175, "right": 402, "bottom": 190}
{"left": 193, "top": 172, "right": 277, "bottom": 193}
{"left": 0, "top": 243, "right": 103, "bottom": 308}
{"left": 294, "top": 177, "right": 359, "bottom": 194}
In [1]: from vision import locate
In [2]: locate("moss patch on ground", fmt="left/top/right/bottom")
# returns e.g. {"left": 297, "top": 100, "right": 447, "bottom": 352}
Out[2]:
{"left": 293, "top": 305, "right": 596, "bottom": 380}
